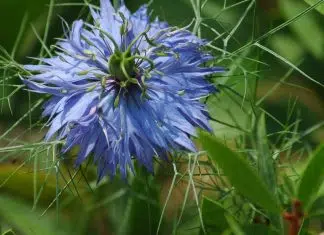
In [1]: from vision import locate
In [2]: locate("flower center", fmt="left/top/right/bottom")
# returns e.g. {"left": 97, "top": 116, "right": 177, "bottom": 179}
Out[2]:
{"left": 108, "top": 50, "right": 136, "bottom": 86}
{"left": 98, "top": 17, "right": 158, "bottom": 107}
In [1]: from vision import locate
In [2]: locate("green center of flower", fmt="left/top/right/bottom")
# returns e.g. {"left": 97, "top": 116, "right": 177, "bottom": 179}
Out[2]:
{"left": 108, "top": 49, "right": 136, "bottom": 86}
{"left": 95, "top": 16, "right": 158, "bottom": 104}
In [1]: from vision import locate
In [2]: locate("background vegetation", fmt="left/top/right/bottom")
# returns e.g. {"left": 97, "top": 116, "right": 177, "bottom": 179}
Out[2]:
{"left": 1, "top": 0, "right": 324, "bottom": 234}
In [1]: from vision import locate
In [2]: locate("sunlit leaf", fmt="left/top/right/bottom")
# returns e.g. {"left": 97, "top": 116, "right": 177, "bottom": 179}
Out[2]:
{"left": 297, "top": 144, "right": 324, "bottom": 210}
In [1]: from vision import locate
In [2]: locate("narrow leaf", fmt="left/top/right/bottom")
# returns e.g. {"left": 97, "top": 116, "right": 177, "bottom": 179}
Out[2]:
{"left": 308, "top": 195, "right": 324, "bottom": 217}
{"left": 255, "top": 112, "right": 276, "bottom": 193}
{"left": 304, "top": 0, "right": 324, "bottom": 15}
{"left": 225, "top": 214, "right": 245, "bottom": 235}
{"left": 2, "top": 230, "right": 16, "bottom": 235}
{"left": 297, "top": 144, "right": 324, "bottom": 210}
{"left": 198, "top": 131, "right": 281, "bottom": 213}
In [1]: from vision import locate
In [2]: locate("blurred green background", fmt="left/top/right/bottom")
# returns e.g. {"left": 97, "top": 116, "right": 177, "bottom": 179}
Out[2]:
{"left": 1, "top": 0, "right": 324, "bottom": 234}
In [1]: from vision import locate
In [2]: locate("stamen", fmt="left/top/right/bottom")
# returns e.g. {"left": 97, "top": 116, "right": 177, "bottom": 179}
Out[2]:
{"left": 118, "top": 12, "right": 129, "bottom": 36}
{"left": 125, "top": 27, "right": 151, "bottom": 54}
{"left": 101, "top": 76, "right": 108, "bottom": 88}
{"left": 83, "top": 50, "right": 96, "bottom": 60}
{"left": 94, "top": 26, "right": 120, "bottom": 52}
{"left": 81, "top": 35, "right": 106, "bottom": 58}
{"left": 129, "top": 55, "right": 155, "bottom": 72}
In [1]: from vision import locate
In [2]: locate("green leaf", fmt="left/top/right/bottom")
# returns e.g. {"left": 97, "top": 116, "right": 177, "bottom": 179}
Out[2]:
{"left": 308, "top": 195, "right": 324, "bottom": 217}
{"left": 255, "top": 113, "right": 276, "bottom": 193}
{"left": 304, "top": 0, "right": 324, "bottom": 15}
{"left": 225, "top": 214, "right": 245, "bottom": 235}
{"left": 198, "top": 131, "right": 281, "bottom": 213}
{"left": 202, "top": 197, "right": 229, "bottom": 233}
{"left": 0, "top": 195, "right": 69, "bottom": 235}
{"left": 297, "top": 144, "right": 324, "bottom": 210}
{"left": 202, "top": 197, "right": 249, "bottom": 235}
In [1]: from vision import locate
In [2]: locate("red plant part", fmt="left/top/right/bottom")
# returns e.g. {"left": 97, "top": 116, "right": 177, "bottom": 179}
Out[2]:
{"left": 283, "top": 200, "right": 304, "bottom": 235}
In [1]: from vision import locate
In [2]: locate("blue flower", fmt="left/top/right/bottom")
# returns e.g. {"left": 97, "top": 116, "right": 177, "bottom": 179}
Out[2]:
{"left": 23, "top": 0, "right": 223, "bottom": 180}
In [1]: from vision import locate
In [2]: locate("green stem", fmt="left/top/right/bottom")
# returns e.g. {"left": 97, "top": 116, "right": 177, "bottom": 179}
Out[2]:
{"left": 113, "top": 0, "right": 120, "bottom": 9}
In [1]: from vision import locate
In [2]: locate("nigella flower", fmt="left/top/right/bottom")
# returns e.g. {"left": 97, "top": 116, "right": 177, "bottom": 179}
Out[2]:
{"left": 23, "top": 0, "right": 223, "bottom": 180}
